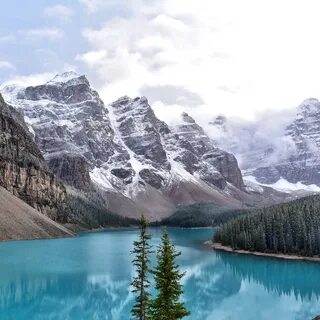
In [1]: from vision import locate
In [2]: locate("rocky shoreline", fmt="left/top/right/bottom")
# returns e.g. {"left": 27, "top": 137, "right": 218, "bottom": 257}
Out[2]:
{"left": 206, "top": 241, "right": 320, "bottom": 263}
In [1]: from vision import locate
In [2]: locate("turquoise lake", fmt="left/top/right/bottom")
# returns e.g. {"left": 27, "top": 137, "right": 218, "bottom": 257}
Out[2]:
{"left": 0, "top": 227, "right": 320, "bottom": 319}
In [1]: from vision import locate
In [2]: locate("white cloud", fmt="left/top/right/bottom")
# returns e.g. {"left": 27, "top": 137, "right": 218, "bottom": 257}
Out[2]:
{"left": 77, "top": 0, "right": 320, "bottom": 123}
{"left": 23, "top": 27, "right": 64, "bottom": 40}
{"left": 76, "top": 50, "right": 107, "bottom": 67}
{"left": 79, "top": 0, "right": 118, "bottom": 13}
{"left": 0, "top": 35, "right": 16, "bottom": 43}
{"left": 45, "top": 5, "right": 74, "bottom": 22}
{"left": 0, "top": 61, "right": 15, "bottom": 70}
{"left": 0, "top": 72, "right": 55, "bottom": 88}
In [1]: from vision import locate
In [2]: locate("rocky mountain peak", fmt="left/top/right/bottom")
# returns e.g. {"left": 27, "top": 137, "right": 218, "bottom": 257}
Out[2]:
{"left": 181, "top": 112, "right": 196, "bottom": 124}
{"left": 47, "top": 71, "right": 88, "bottom": 86}
{"left": 15, "top": 71, "right": 94, "bottom": 104}
{"left": 297, "top": 98, "right": 320, "bottom": 115}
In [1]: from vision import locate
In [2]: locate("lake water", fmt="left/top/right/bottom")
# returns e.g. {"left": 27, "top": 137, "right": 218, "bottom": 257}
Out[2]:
{"left": 0, "top": 227, "right": 320, "bottom": 319}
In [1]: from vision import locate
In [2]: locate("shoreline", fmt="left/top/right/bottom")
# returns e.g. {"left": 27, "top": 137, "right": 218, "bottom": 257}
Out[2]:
{"left": 206, "top": 241, "right": 320, "bottom": 263}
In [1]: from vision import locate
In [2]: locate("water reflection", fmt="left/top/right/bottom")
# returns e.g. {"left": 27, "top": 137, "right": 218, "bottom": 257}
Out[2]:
{"left": 0, "top": 228, "right": 319, "bottom": 320}
{"left": 0, "top": 273, "right": 132, "bottom": 320}
{"left": 216, "top": 251, "right": 320, "bottom": 301}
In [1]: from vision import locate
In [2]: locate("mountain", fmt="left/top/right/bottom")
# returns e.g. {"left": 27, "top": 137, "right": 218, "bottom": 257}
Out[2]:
{"left": 0, "top": 88, "right": 136, "bottom": 236}
{"left": 0, "top": 93, "right": 76, "bottom": 239}
{"left": 209, "top": 98, "right": 320, "bottom": 194}
{"left": 0, "top": 93, "right": 66, "bottom": 220}
{"left": 1, "top": 71, "right": 282, "bottom": 221}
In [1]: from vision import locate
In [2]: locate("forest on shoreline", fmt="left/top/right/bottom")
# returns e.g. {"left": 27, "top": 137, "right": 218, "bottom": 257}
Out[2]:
{"left": 214, "top": 194, "right": 320, "bottom": 257}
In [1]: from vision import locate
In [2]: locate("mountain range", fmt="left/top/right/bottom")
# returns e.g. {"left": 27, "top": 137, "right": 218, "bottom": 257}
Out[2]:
{"left": 0, "top": 71, "right": 318, "bottom": 237}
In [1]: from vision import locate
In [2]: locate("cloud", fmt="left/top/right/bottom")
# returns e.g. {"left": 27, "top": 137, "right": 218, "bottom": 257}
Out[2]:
{"left": 76, "top": 0, "right": 320, "bottom": 125}
{"left": 140, "top": 85, "right": 204, "bottom": 107}
{"left": 76, "top": 50, "right": 107, "bottom": 67}
{"left": 0, "top": 61, "right": 15, "bottom": 70}
{"left": 203, "top": 107, "right": 298, "bottom": 169}
{"left": 77, "top": 6, "right": 219, "bottom": 106}
{"left": 0, "top": 72, "right": 55, "bottom": 88}
{"left": 79, "top": 0, "right": 119, "bottom": 13}
{"left": 23, "top": 27, "right": 64, "bottom": 41}
{"left": 217, "top": 85, "right": 238, "bottom": 94}
{"left": 45, "top": 5, "right": 74, "bottom": 22}
{"left": 0, "top": 35, "right": 16, "bottom": 44}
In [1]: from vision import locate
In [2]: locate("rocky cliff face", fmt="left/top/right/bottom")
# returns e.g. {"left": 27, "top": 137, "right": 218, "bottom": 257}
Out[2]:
{"left": 0, "top": 94, "right": 66, "bottom": 220}
{"left": 170, "top": 112, "right": 244, "bottom": 190}
{"left": 1, "top": 72, "right": 269, "bottom": 220}
{"left": 209, "top": 98, "right": 320, "bottom": 192}
{"left": 47, "top": 155, "right": 91, "bottom": 190}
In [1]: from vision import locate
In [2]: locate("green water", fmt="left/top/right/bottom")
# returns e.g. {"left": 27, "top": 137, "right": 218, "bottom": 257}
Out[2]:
{"left": 0, "top": 227, "right": 319, "bottom": 319}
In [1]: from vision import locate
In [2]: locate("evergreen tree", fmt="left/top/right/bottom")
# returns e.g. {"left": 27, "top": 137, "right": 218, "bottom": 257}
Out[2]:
{"left": 131, "top": 215, "right": 153, "bottom": 320}
{"left": 150, "top": 229, "right": 190, "bottom": 320}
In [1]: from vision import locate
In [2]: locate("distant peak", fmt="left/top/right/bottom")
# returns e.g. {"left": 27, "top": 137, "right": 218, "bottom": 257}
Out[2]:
{"left": 111, "top": 95, "right": 132, "bottom": 107}
{"left": 111, "top": 96, "right": 149, "bottom": 108}
{"left": 181, "top": 112, "right": 195, "bottom": 123}
{"left": 209, "top": 114, "right": 227, "bottom": 126}
{"left": 298, "top": 98, "right": 320, "bottom": 114}
{"left": 47, "top": 71, "right": 87, "bottom": 85}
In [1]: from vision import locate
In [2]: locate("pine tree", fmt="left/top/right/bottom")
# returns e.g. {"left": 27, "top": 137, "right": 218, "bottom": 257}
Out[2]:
{"left": 131, "top": 215, "right": 153, "bottom": 320}
{"left": 150, "top": 229, "right": 190, "bottom": 320}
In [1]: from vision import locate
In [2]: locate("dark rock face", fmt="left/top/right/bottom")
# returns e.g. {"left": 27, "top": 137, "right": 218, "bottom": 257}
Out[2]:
{"left": 139, "top": 169, "right": 164, "bottom": 189}
{"left": 0, "top": 94, "right": 66, "bottom": 219}
{"left": 47, "top": 155, "right": 91, "bottom": 190}
{"left": 110, "top": 96, "right": 170, "bottom": 170}
{"left": 22, "top": 75, "right": 92, "bottom": 104}
{"left": 169, "top": 112, "right": 245, "bottom": 190}
{"left": 110, "top": 98, "right": 244, "bottom": 191}
{"left": 23, "top": 85, "right": 116, "bottom": 166}
{"left": 4, "top": 72, "right": 131, "bottom": 187}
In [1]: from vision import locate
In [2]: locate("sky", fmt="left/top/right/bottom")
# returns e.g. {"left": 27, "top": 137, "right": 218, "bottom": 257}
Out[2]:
{"left": 1, "top": 0, "right": 320, "bottom": 123}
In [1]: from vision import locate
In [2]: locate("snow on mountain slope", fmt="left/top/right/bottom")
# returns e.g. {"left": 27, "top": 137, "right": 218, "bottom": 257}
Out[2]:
{"left": 245, "top": 176, "right": 320, "bottom": 193}
{"left": 1, "top": 72, "right": 286, "bottom": 220}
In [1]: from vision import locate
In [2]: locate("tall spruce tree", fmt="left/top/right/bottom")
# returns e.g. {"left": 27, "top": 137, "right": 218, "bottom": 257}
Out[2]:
{"left": 131, "top": 214, "right": 153, "bottom": 320}
{"left": 150, "top": 229, "right": 190, "bottom": 320}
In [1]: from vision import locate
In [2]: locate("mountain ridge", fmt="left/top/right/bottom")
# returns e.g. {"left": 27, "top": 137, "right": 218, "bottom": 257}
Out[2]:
{"left": 1, "top": 71, "right": 287, "bottom": 221}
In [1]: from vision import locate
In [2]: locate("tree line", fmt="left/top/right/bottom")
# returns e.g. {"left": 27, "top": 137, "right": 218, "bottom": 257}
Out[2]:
{"left": 160, "top": 203, "right": 244, "bottom": 228}
{"left": 131, "top": 215, "right": 190, "bottom": 320}
{"left": 214, "top": 194, "right": 320, "bottom": 256}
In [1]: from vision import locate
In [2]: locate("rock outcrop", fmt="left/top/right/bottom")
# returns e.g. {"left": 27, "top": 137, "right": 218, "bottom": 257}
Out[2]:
{"left": 47, "top": 154, "right": 91, "bottom": 190}
{"left": 0, "top": 94, "right": 66, "bottom": 220}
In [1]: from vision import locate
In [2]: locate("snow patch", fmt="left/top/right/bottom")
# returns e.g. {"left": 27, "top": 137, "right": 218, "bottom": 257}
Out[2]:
{"left": 244, "top": 175, "right": 320, "bottom": 193}
{"left": 90, "top": 167, "right": 114, "bottom": 190}
{"left": 47, "top": 71, "right": 82, "bottom": 84}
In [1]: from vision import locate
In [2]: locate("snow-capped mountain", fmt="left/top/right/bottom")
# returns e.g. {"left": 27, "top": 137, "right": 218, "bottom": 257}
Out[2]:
{"left": 1, "top": 72, "right": 289, "bottom": 220}
{"left": 209, "top": 98, "right": 320, "bottom": 193}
